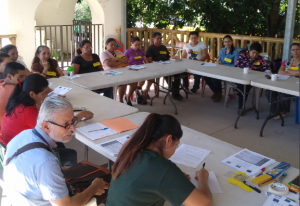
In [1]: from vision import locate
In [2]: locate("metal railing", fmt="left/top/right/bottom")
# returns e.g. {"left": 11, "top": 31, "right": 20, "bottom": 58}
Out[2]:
{"left": 35, "top": 23, "right": 104, "bottom": 69}
{"left": 127, "top": 28, "right": 299, "bottom": 61}
{"left": 0, "top": 34, "right": 17, "bottom": 49}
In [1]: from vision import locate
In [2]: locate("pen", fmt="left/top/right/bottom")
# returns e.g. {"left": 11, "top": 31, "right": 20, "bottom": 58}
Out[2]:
{"left": 243, "top": 181, "right": 261, "bottom": 193}
{"left": 202, "top": 162, "right": 205, "bottom": 169}
{"left": 88, "top": 128, "right": 108, "bottom": 133}
{"left": 201, "top": 63, "right": 205, "bottom": 65}
{"left": 253, "top": 167, "right": 265, "bottom": 178}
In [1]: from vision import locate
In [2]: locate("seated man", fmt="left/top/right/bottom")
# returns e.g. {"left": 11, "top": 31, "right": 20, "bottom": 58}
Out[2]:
{"left": 146, "top": 32, "right": 183, "bottom": 101}
{"left": 0, "top": 62, "right": 26, "bottom": 139}
{"left": 4, "top": 96, "right": 108, "bottom": 206}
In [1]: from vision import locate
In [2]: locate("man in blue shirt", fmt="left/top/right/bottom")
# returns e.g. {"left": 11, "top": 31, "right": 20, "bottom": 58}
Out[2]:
{"left": 4, "top": 96, "right": 108, "bottom": 206}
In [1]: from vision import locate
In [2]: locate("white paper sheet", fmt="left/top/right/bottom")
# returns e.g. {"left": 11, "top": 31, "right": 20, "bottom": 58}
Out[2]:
{"left": 48, "top": 85, "right": 72, "bottom": 96}
{"left": 127, "top": 65, "right": 146, "bottom": 70}
{"left": 201, "top": 62, "right": 217, "bottom": 66}
{"left": 62, "top": 75, "right": 82, "bottom": 79}
{"left": 48, "top": 82, "right": 54, "bottom": 87}
{"left": 169, "top": 144, "right": 211, "bottom": 168}
{"left": 153, "top": 61, "right": 170, "bottom": 64}
{"left": 100, "top": 71, "right": 122, "bottom": 76}
{"left": 76, "top": 123, "right": 118, "bottom": 141}
{"left": 222, "top": 148, "right": 275, "bottom": 176}
{"left": 96, "top": 135, "right": 131, "bottom": 157}
{"left": 186, "top": 171, "right": 223, "bottom": 193}
{"left": 263, "top": 195, "right": 299, "bottom": 206}
{"left": 276, "top": 74, "right": 290, "bottom": 80}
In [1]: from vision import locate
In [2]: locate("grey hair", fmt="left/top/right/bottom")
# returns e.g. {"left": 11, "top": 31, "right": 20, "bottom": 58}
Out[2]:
{"left": 37, "top": 96, "right": 73, "bottom": 127}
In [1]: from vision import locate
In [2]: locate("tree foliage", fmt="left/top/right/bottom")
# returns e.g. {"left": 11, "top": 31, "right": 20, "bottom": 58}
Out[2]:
{"left": 74, "top": 0, "right": 92, "bottom": 21}
{"left": 127, "top": 0, "right": 300, "bottom": 38}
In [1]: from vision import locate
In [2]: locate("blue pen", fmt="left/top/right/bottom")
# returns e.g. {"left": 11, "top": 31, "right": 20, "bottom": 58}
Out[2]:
{"left": 88, "top": 128, "right": 108, "bottom": 133}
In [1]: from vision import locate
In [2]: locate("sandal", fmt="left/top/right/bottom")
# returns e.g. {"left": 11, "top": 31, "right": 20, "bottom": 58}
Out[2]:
{"left": 273, "top": 113, "right": 287, "bottom": 120}
{"left": 227, "top": 93, "right": 236, "bottom": 100}
{"left": 142, "top": 90, "right": 151, "bottom": 99}
{"left": 183, "top": 88, "right": 192, "bottom": 94}
{"left": 135, "top": 89, "right": 147, "bottom": 105}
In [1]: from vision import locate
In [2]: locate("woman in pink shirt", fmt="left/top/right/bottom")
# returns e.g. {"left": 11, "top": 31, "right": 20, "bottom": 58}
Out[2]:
{"left": 124, "top": 37, "right": 150, "bottom": 105}
{"left": 100, "top": 38, "right": 137, "bottom": 106}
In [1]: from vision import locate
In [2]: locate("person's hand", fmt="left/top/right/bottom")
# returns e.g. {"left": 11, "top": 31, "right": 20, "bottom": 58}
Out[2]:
{"left": 288, "top": 69, "right": 300, "bottom": 76}
{"left": 91, "top": 178, "right": 109, "bottom": 196}
{"left": 183, "top": 172, "right": 191, "bottom": 180}
{"left": 41, "top": 60, "right": 50, "bottom": 70}
{"left": 195, "top": 168, "right": 209, "bottom": 182}
{"left": 78, "top": 111, "right": 94, "bottom": 121}
{"left": 217, "top": 61, "right": 223, "bottom": 65}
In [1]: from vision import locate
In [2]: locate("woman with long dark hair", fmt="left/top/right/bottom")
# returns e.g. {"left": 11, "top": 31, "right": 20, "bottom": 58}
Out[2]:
{"left": 106, "top": 113, "right": 212, "bottom": 206}
{"left": 72, "top": 39, "right": 113, "bottom": 99}
{"left": 31, "top": 46, "right": 64, "bottom": 79}
{"left": 100, "top": 38, "right": 137, "bottom": 106}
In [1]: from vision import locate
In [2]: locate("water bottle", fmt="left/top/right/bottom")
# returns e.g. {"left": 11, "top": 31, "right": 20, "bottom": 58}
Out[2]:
{"left": 67, "top": 66, "right": 74, "bottom": 77}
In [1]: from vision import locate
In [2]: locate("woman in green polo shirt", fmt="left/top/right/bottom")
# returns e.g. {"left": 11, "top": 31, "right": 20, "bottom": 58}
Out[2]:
{"left": 106, "top": 113, "right": 212, "bottom": 206}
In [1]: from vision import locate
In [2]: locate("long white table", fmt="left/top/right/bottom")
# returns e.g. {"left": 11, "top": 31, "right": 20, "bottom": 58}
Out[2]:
{"left": 75, "top": 112, "right": 299, "bottom": 206}
{"left": 251, "top": 76, "right": 299, "bottom": 136}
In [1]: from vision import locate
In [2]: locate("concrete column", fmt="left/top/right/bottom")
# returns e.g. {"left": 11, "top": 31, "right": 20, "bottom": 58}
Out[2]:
{"left": 121, "top": 0, "right": 127, "bottom": 49}
{"left": 282, "top": 0, "right": 297, "bottom": 61}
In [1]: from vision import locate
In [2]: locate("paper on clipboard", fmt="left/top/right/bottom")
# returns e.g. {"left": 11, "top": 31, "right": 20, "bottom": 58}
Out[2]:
{"left": 100, "top": 117, "right": 139, "bottom": 133}
{"left": 76, "top": 123, "right": 118, "bottom": 141}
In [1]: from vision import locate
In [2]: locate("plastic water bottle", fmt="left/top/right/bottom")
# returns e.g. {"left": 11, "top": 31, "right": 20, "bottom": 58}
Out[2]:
{"left": 67, "top": 66, "right": 74, "bottom": 77}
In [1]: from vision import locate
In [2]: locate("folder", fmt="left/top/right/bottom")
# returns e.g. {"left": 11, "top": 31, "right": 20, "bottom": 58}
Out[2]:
{"left": 100, "top": 117, "right": 139, "bottom": 133}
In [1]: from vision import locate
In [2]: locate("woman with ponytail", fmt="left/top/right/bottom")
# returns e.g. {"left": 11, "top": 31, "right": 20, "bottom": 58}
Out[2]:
{"left": 106, "top": 113, "right": 212, "bottom": 206}
{"left": 72, "top": 40, "right": 113, "bottom": 99}
{"left": 31, "top": 46, "right": 64, "bottom": 79}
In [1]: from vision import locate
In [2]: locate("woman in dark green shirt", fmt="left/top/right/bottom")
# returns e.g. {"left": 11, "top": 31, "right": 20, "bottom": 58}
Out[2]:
{"left": 106, "top": 113, "right": 212, "bottom": 206}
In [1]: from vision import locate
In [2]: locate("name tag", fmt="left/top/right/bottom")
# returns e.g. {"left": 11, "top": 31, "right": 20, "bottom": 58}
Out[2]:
{"left": 224, "top": 58, "right": 232, "bottom": 63}
{"left": 193, "top": 51, "right": 201, "bottom": 54}
{"left": 116, "top": 55, "right": 123, "bottom": 58}
{"left": 160, "top": 51, "right": 167, "bottom": 54}
{"left": 93, "top": 62, "right": 100, "bottom": 67}
{"left": 290, "top": 67, "right": 299, "bottom": 71}
{"left": 46, "top": 71, "right": 56, "bottom": 76}
{"left": 253, "top": 62, "right": 260, "bottom": 65}
{"left": 134, "top": 56, "right": 142, "bottom": 59}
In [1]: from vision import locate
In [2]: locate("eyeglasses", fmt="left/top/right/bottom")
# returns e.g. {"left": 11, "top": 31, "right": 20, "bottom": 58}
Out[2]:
{"left": 47, "top": 117, "right": 78, "bottom": 130}
{"left": 83, "top": 46, "right": 93, "bottom": 50}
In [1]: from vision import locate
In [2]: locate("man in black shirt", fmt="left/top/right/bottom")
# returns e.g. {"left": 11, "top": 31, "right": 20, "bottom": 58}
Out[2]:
{"left": 146, "top": 32, "right": 183, "bottom": 101}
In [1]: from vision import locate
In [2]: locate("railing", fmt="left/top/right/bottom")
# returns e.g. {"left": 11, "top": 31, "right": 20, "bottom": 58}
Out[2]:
{"left": 35, "top": 23, "right": 104, "bottom": 69}
{"left": 0, "top": 34, "right": 17, "bottom": 50}
{"left": 127, "top": 28, "right": 298, "bottom": 61}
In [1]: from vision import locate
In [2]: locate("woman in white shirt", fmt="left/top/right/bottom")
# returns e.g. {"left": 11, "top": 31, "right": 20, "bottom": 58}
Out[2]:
{"left": 1, "top": 45, "right": 31, "bottom": 76}
{"left": 182, "top": 31, "right": 208, "bottom": 93}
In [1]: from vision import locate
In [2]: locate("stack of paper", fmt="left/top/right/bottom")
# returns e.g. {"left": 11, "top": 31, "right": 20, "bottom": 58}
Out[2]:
{"left": 96, "top": 135, "right": 131, "bottom": 157}
{"left": 222, "top": 148, "right": 275, "bottom": 176}
{"left": 276, "top": 74, "right": 290, "bottom": 80}
{"left": 100, "top": 117, "right": 139, "bottom": 133}
{"left": 127, "top": 65, "right": 146, "bottom": 70}
{"left": 201, "top": 62, "right": 217, "bottom": 66}
{"left": 62, "top": 75, "right": 82, "bottom": 79}
{"left": 100, "top": 71, "right": 122, "bottom": 76}
{"left": 76, "top": 123, "right": 118, "bottom": 141}
{"left": 263, "top": 195, "right": 299, "bottom": 206}
{"left": 186, "top": 171, "right": 223, "bottom": 193}
{"left": 48, "top": 86, "right": 72, "bottom": 96}
{"left": 169, "top": 144, "right": 211, "bottom": 168}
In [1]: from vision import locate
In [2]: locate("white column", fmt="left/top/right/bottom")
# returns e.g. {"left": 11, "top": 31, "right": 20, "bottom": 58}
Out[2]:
{"left": 121, "top": 0, "right": 127, "bottom": 50}
{"left": 282, "top": 0, "right": 297, "bottom": 61}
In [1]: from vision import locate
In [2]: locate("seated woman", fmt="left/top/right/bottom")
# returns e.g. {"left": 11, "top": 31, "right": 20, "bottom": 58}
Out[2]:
{"left": 0, "top": 52, "right": 11, "bottom": 80}
{"left": 229, "top": 42, "right": 271, "bottom": 114}
{"left": 1, "top": 44, "right": 31, "bottom": 76}
{"left": 106, "top": 113, "right": 212, "bottom": 206}
{"left": 206, "top": 35, "right": 239, "bottom": 102}
{"left": 31, "top": 46, "right": 64, "bottom": 79}
{"left": 182, "top": 31, "right": 208, "bottom": 94}
{"left": 100, "top": 38, "right": 137, "bottom": 106}
{"left": 72, "top": 40, "right": 113, "bottom": 99}
{"left": 124, "top": 37, "right": 149, "bottom": 105}
{"left": 265, "top": 43, "right": 299, "bottom": 119}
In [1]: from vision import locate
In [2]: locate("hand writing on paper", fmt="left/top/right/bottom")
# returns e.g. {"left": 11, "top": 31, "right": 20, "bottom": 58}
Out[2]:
{"left": 195, "top": 168, "right": 209, "bottom": 182}
{"left": 91, "top": 178, "right": 109, "bottom": 195}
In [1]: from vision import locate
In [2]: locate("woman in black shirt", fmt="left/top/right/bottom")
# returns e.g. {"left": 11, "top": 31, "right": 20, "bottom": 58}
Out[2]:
{"left": 72, "top": 40, "right": 113, "bottom": 99}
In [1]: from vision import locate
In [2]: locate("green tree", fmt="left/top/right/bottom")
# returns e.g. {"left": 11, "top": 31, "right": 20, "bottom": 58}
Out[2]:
{"left": 74, "top": 0, "right": 92, "bottom": 21}
{"left": 127, "top": 0, "right": 299, "bottom": 38}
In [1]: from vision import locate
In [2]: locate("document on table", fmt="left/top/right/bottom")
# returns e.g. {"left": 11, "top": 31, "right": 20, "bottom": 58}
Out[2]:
{"left": 100, "top": 71, "right": 122, "bottom": 76}
{"left": 96, "top": 135, "right": 131, "bottom": 157}
{"left": 169, "top": 144, "right": 211, "bottom": 168}
{"left": 186, "top": 171, "right": 223, "bottom": 193}
{"left": 263, "top": 195, "right": 299, "bottom": 206}
{"left": 276, "top": 74, "right": 290, "bottom": 80}
{"left": 48, "top": 82, "right": 54, "bottom": 87}
{"left": 201, "top": 62, "right": 217, "bottom": 66}
{"left": 221, "top": 148, "right": 275, "bottom": 176}
{"left": 76, "top": 123, "right": 118, "bottom": 141}
{"left": 153, "top": 61, "right": 170, "bottom": 64}
{"left": 127, "top": 65, "right": 146, "bottom": 70}
{"left": 48, "top": 86, "right": 72, "bottom": 96}
{"left": 62, "top": 75, "right": 82, "bottom": 79}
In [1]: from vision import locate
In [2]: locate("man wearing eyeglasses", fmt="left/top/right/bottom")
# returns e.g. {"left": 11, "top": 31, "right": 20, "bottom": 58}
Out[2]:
{"left": 3, "top": 96, "right": 108, "bottom": 206}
